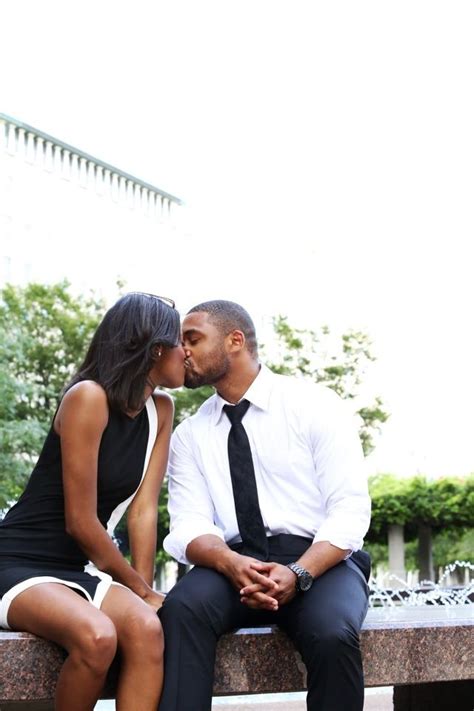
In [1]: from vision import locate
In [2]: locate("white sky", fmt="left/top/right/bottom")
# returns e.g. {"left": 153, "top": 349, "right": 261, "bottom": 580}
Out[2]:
{"left": 1, "top": 1, "right": 473, "bottom": 477}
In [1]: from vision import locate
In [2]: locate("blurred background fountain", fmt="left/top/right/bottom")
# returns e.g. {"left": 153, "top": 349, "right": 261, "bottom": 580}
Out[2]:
{"left": 368, "top": 561, "right": 474, "bottom": 607}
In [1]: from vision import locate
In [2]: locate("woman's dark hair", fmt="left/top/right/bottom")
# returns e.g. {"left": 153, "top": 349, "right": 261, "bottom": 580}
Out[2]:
{"left": 67, "top": 292, "right": 180, "bottom": 412}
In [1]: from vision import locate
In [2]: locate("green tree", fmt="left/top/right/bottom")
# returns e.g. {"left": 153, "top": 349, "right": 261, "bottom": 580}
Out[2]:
{"left": 172, "top": 386, "right": 214, "bottom": 429}
{"left": 0, "top": 282, "right": 103, "bottom": 507}
{"left": 368, "top": 473, "right": 474, "bottom": 541}
{"left": 262, "top": 316, "right": 388, "bottom": 455}
{"left": 367, "top": 473, "right": 473, "bottom": 579}
{"left": 365, "top": 528, "right": 473, "bottom": 574}
{"left": 0, "top": 345, "right": 45, "bottom": 508}
{"left": 368, "top": 474, "right": 414, "bottom": 542}
{"left": 0, "top": 282, "right": 103, "bottom": 417}
{"left": 432, "top": 528, "right": 474, "bottom": 570}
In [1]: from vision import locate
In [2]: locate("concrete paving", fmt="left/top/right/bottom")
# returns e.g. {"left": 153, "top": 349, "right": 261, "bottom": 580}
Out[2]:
{"left": 96, "top": 687, "right": 394, "bottom": 710}
{"left": 211, "top": 688, "right": 393, "bottom": 710}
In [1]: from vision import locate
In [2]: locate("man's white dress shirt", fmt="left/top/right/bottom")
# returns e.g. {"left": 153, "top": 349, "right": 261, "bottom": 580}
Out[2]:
{"left": 164, "top": 365, "right": 371, "bottom": 564}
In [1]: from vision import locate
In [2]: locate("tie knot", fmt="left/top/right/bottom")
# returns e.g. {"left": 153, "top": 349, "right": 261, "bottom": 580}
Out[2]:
{"left": 223, "top": 399, "right": 250, "bottom": 425}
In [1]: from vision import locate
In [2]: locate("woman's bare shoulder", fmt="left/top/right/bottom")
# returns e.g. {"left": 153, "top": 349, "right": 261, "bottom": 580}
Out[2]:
{"left": 62, "top": 379, "right": 107, "bottom": 406}
{"left": 56, "top": 380, "right": 108, "bottom": 434}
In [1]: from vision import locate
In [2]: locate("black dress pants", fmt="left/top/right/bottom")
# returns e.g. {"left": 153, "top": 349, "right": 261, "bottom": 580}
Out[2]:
{"left": 158, "top": 535, "right": 370, "bottom": 711}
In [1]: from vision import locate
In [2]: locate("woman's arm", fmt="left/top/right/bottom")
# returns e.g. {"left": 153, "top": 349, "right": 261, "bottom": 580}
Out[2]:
{"left": 56, "top": 381, "right": 157, "bottom": 602}
{"left": 127, "top": 392, "right": 174, "bottom": 586}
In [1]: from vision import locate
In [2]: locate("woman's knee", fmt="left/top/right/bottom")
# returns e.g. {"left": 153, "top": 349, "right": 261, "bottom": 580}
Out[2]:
{"left": 70, "top": 617, "right": 117, "bottom": 675}
{"left": 119, "top": 608, "right": 164, "bottom": 661}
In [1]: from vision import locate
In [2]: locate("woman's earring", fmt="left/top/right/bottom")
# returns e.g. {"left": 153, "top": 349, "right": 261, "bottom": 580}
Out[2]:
{"left": 158, "top": 349, "right": 162, "bottom": 357}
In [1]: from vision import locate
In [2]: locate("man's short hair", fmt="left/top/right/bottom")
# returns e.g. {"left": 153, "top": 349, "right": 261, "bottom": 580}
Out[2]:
{"left": 187, "top": 300, "right": 258, "bottom": 356}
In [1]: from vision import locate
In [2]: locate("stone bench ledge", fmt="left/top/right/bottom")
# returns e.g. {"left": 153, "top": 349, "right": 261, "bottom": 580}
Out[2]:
{"left": 0, "top": 607, "right": 472, "bottom": 703}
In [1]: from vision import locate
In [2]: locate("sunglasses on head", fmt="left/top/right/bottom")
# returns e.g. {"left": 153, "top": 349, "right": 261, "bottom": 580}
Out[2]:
{"left": 129, "top": 292, "right": 176, "bottom": 309}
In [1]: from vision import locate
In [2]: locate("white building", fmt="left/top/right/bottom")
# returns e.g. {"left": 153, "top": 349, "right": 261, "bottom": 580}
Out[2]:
{"left": 0, "top": 113, "right": 183, "bottom": 299}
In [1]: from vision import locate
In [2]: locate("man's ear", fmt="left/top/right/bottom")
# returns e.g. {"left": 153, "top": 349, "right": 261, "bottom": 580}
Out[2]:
{"left": 228, "top": 329, "right": 245, "bottom": 352}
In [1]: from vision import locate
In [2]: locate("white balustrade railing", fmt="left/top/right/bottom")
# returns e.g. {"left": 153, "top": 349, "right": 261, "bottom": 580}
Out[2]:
{"left": 0, "top": 113, "right": 182, "bottom": 216}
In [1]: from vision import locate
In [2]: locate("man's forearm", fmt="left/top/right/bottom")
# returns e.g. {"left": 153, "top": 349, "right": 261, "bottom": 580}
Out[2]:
{"left": 297, "top": 540, "right": 350, "bottom": 579}
{"left": 186, "top": 534, "right": 237, "bottom": 574}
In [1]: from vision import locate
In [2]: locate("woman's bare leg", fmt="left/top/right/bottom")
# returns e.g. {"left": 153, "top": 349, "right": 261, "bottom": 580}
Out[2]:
{"left": 101, "top": 585, "right": 164, "bottom": 711}
{"left": 8, "top": 583, "right": 117, "bottom": 711}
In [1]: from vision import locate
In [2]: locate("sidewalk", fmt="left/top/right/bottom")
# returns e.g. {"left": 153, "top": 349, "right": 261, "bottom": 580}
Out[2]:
{"left": 212, "top": 688, "right": 393, "bottom": 710}
{"left": 95, "top": 687, "right": 394, "bottom": 710}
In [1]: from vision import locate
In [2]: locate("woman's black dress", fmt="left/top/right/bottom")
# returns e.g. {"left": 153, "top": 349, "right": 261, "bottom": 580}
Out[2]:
{"left": 0, "top": 396, "right": 157, "bottom": 628}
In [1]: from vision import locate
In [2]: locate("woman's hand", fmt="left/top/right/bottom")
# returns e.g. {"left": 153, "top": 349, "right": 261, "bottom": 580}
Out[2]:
{"left": 143, "top": 590, "right": 166, "bottom": 612}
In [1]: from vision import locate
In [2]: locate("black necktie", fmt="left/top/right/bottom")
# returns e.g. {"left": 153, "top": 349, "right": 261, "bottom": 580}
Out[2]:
{"left": 223, "top": 399, "right": 269, "bottom": 560}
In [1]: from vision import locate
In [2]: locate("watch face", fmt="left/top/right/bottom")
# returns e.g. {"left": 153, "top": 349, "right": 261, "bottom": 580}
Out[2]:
{"left": 287, "top": 563, "right": 314, "bottom": 592}
{"left": 298, "top": 571, "right": 313, "bottom": 592}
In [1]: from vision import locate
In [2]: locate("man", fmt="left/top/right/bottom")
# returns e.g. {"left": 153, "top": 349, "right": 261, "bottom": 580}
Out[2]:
{"left": 158, "top": 300, "right": 371, "bottom": 711}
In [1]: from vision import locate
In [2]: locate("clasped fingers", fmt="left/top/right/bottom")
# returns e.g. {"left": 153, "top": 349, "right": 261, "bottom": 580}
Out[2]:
{"left": 240, "top": 589, "right": 279, "bottom": 611}
{"left": 246, "top": 567, "right": 278, "bottom": 591}
{"left": 239, "top": 581, "right": 278, "bottom": 597}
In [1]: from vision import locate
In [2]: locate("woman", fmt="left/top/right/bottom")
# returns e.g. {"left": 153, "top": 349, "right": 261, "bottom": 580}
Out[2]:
{"left": 0, "top": 292, "right": 185, "bottom": 711}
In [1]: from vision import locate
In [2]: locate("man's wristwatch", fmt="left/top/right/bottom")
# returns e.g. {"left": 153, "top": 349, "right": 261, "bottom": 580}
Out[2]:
{"left": 286, "top": 562, "right": 314, "bottom": 592}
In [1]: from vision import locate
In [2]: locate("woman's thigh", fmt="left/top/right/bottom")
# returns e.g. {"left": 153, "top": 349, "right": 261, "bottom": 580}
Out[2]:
{"left": 7, "top": 582, "right": 116, "bottom": 651}
{"left": 100, "top": 584, "right": 163, "bottom": 650}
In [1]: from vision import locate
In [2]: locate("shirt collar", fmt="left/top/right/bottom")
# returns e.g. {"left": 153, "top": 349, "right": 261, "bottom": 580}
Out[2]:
{"left": 212, "top": 364, "right": 274, "bottom": 425}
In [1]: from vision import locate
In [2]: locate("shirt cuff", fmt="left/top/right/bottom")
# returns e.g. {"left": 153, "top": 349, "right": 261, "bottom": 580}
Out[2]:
{"left": 164, "top": 522, "right": 226, "bottom": 564}
{"left": 312, "top": 527, "right": 363, "bottom": 557}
